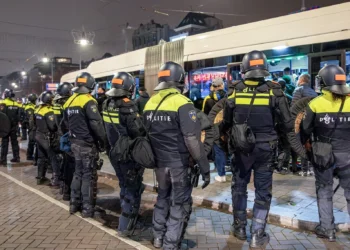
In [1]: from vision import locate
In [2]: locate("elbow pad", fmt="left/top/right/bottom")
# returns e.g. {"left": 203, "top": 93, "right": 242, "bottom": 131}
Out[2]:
{"left": 184, "top": 135, "right": 201, "bottom": 161}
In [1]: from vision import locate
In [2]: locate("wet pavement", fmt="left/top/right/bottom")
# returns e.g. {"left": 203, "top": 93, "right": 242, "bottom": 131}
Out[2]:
{"left": 99, "top": 154, "right": 350, "bottom": 232}
{"left": 0, "top": 156, "right": 350, "bottom": 250}
{"left": 18, "top": 141, "right": 350, "bottom": 231}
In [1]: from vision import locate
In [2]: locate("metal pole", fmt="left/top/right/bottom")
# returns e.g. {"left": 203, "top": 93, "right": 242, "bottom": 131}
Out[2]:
{"left": 51, "top": 59, "right": 54, "bottom": 83}
{"left": 301, "top": 0, "right": 306, "bottom": 11}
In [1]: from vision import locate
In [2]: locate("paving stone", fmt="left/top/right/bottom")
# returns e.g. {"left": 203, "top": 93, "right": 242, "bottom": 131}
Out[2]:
{"left": 2, "top": 153, "right": 350, "bottom": 250}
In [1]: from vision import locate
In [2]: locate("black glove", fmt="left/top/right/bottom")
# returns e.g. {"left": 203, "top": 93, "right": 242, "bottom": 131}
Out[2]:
{"left": 201, "top": 172, "right": 210, "bottom": 189}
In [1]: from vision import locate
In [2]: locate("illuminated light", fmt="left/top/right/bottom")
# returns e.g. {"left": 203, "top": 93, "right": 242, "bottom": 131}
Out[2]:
{"left": 21, "top": 71, "right": 26, "bottom": 76}
{"left": 273, "top": 45, "right": 289, "bottom": 51}
{"left": 11, "top": 82, "right": 16, "bottom": 86}
{"left": 271, "top": 60, "right": 275, "bottom": 63}
{"left": 285, "top": 57, "right": 293, "bottom": 60}
{"left": 192, "top": 72, "right": 228, "bottom": 83}
{"left": 80, "top": 39, "right": 88, "bottom": 46}
{"left": 42, "top": 57, "right": 49, "bottom": 63}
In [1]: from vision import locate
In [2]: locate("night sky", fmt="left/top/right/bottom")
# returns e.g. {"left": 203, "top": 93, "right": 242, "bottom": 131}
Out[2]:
{"left": 0, "top": 0, "right": 348, "bottom": 76}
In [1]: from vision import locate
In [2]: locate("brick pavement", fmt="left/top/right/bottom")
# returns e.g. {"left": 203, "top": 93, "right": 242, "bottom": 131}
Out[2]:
{"left": 1, "top": 160, "right": 350, "bottom": 250}
{"left": 99, "top": 154, "right": 350, "bottom": 232}
{"left": 18, "top": 141, "right": 350, "bottom": 231}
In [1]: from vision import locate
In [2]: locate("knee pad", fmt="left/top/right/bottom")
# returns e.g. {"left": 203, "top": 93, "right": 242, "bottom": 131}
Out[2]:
{"left": 254, "top": 199, "right": 271, "bottom": 209}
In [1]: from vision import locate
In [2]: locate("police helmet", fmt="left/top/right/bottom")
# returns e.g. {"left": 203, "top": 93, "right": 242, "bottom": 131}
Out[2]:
{"left": 154, "top": 61, "right": 185, "bottom": 91}
{"left": 3, "top": 89, "right": 13, "bottom": 99}
{"left": 38, "top": 91, "right": 54, "bottom": 105}
{"left": 54, "top": 82, "right": 73, "bottom": 101}
{"left": 106, "top": 72, "right": 135, "bottom": 98}
{"left": 316, "top": 65, "right": 350, "bottom": 95}
{"left": 27, "top": 94, "right": 37, "bottom": 104}
{"left": 72, "top": 72, "right": 96, "bottom": 94}
{"left": 241, "top": 50, "right": 270, "bottom": 79}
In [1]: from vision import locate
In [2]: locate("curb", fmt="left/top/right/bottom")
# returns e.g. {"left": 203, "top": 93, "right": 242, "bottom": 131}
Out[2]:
{"left": 98, "top": 171, "right": 349, "bottom": 233}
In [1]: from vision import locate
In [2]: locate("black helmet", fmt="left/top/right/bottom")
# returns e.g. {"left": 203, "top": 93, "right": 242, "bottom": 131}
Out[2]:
{"left": 154, "top": 61, "right": 185, "bottom": 91}
{"left": 316, "top": 65, "right": 350, "bottom": 95}
{"left": 27, "top": 94, "right": 37, "bottom": 104}
{"left": 106, "top": 72, "right": 135, "bottom": 98}
{"left": 241, "top": 50, "right": 269, "bottom": 79}
{"left": 3, "top": 89, "right": 13, "bottom": 99}
{"left": 38, "top": 91, "right": 54, "bottom": 105}
{"left": 54, "top": 82, "right": 73, "bottom": 101}
{"left": 72, "top": 72, "right": 96, "bottom": 94}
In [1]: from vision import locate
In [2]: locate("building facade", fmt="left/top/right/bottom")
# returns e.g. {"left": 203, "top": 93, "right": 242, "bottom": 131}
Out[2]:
{"left": 132, "top": 20, "right": 175, "bottom": 50}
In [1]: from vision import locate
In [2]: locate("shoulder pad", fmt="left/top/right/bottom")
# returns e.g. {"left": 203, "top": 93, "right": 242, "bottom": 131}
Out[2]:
{"left": 233, "top": 81, "right": 246, "bottom": 91}
{"left": 266, "top": 81, "right": 282, "bottom": 89}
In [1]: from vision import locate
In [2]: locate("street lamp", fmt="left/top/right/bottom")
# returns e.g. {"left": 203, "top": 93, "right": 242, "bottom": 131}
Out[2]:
{"left": 42, "top": 53, "right": 54, "bottom": 84}
{"left": 42, "top": 53, "right": 49, "bottom": 63}
{"left": 80, "top": 38, "right": 88, "bottom": 46}
{"left": 21, "top": 71, "right": 26, "bottom": 76}
{"left": 11, "top": 82, "right": 16, "bottom": 86}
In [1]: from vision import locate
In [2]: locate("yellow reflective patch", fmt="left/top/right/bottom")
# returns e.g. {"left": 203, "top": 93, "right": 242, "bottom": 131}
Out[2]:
{"left": 63, "top": 93, "right": 97, "bottom": 109}
{"left": 236, "top": 98, "right": 269, "bottom": 105}
{"left": 144, "top": 89, "right": 191, "bottom": 112}
{"left": 236, "top": 93, "right": 270, "bottom": 97}
{"left": 35, "top": 106, "right": 53, "bottom": 116}
{"left": 309, "top": 94, "right": 350, "bottom": 113}
{"left": 103, "top": 116, "right": 119, "bottom": 123}
{"left": 53, "top": 110, "right": 61, "bottom": 115}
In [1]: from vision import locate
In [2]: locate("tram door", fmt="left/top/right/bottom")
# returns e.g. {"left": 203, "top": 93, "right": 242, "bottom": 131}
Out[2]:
{"left": 308, "top": 50, "right": 346, "bottom": 88}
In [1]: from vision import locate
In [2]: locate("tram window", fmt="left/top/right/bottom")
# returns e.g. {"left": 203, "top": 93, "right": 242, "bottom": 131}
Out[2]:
{"left": 188, "top": 66, "right": 229, "bottom": 100}
{"left": 268, "top": 56, "right": 308, "bottom": 85}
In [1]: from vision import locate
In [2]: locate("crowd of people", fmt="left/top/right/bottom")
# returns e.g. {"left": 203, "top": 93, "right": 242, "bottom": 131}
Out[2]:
{"left": 0, "top": 50, "right": 350, "bottom": 250}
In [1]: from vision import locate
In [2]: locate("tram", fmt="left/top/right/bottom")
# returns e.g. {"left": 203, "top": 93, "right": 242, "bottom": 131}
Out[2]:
{"left": 61, "top": 2, "right": 350, "bottom": 100}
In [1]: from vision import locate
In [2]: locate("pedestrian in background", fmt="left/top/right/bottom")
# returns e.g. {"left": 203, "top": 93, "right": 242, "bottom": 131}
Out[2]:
{"left": 135, "top": 86, "right": 149, "bottom": 115}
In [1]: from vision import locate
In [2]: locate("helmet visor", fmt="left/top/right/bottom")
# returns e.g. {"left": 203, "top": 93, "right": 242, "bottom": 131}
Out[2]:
{"left": 315, "top": 75, "right": 322, "bottom": 93}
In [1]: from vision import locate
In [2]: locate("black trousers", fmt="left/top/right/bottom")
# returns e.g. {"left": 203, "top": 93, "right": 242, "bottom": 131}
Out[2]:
{"left": 21, "top": 122, "right": 28, "bottom": 139}
{"left": 232, "top": 142, "right": 274, "bottom": 233}
{"left": 153, "top": 166, "right": 193, "bottom": 250}
{"left": 314, "top": 151, "right": 350, "bottom": 230}
{"left": 1, "top": 125, "right": 20, "bottom": 162}
{"left": 27, "top": 129, "right": 36, "bottom": 159}
{"left": 36, "top": 133, "right": 60, "bottom": 181}
{"left": 70, "top": 143, "right": 97, "bottom": 208}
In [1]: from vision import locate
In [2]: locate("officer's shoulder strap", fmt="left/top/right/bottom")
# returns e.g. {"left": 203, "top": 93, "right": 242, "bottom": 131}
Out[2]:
{"left": 266, "top": 80, "right": 284, "bottom": 97}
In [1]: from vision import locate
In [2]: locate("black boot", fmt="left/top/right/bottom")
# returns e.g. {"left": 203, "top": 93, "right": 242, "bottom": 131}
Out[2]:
{"left": 10, "top": 158, "right": 20, "bottom": 163}
{"left": 69, "top": 200, "right": 81, "bottom": 214}
{"left": 250, "top": 229, "right": 270, "bottom": 249}
{"left": 152, "top": 238, "right": 163, "bottom": 248}
{"left": 62, "top": 184, "right": 71, "bottom": 201}
{"left": 231, "top": 219, "right": 247, "bottom": 240}
{"left": 81, "top": 203, "right": 94, "bottom": 218}
{"left": 315, "top": 225, "right": 336, "bottom": 242}
{"left": 36, "top": 177, "right": 49, "bottom": 185}
{"left": 49, "top": 173, "right": 60, "bottom": 189}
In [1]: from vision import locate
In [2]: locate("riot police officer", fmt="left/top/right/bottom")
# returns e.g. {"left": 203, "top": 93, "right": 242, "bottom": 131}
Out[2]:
{"left": 25, "top": 94, "right": 37, "bottom": 161}
{"left": 63, "top": 72, "right": 106, "bottom": 218}
{"left": 35, "top": 91, "right": 60, "bottom": 186}
{"left": 0, "top": 89, "right": 21, "bottom": 165}
{"left": 102, "top": 72, "right": 145, "bottom": 236}
{"left": 143, "top": 62, "right": 210, "bottom": 249}
{"left": 53, "top": 82, "right": 75, "bottom": 201}
{"left": 302, "top": 65, "right": 350, "bottom": 241}
{"left": 222, "top": 51, "right": 295, "bottom": 248}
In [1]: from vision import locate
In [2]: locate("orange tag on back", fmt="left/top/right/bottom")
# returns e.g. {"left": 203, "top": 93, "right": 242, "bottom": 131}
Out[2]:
{"left": 249, "top": 59, "right": 264, "bottom": 66}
